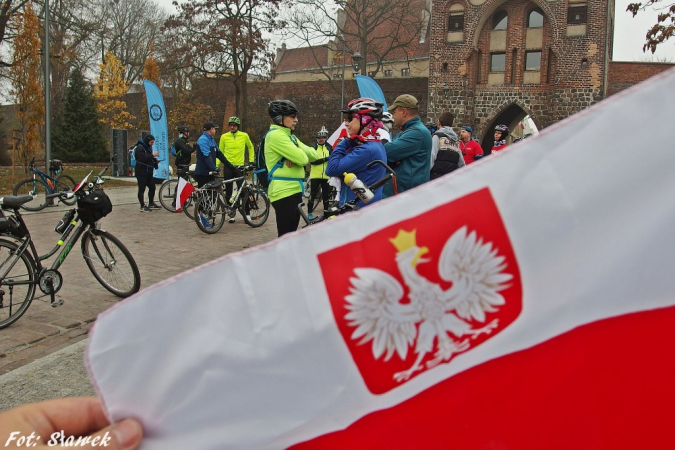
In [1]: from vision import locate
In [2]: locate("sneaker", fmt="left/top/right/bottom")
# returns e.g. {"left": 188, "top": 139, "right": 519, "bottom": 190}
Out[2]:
{"left": 148, "top": 203, "right": 161, "bottom": 209}
{"left": 228, "top": 217, "right": 236, "bottom": 223}
{"left": 199, "top": 213, "right": 213, "bottom": 228}
{"left": 307, "top": 213, "right": 314, "bottom": 220}
{"left": 140, "top": 205, "right": 151, "bottom": 212}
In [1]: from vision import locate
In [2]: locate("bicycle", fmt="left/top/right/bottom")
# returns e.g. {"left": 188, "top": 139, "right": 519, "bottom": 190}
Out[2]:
{"left": 12, "top": 158, "right": 77, "bottom": 212}
{"left": 194, "top": 164, "right": 271, "bottom": 234}
{"left": 157, "top": 164, "right": 198, "bottom": 213}
{"left": 0, "top": 167, "right": 141, "bottom": 329}
{"left": 297, "top": 160, "right": 396, "bottom": 226}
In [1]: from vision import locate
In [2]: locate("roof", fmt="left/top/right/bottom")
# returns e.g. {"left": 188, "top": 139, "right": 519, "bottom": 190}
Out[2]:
{"left": 275, "top": 46, "right": 330, "bottom": 73}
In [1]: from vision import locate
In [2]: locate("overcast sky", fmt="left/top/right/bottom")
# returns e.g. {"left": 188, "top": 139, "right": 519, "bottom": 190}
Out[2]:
{"left": 158, "top": 0, "right": 675, "bottom": 62}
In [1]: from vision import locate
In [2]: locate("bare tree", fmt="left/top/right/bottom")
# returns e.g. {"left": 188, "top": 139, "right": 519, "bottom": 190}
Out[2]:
{"left": 281, "top": 0, "right": 429, "bottom": 84}
{"left": 0, "top": 0, "right": 30, "bottom": 70}
{"left": 628, "top": 1, "right": 675, "bottom": 53}
{"left": 163, "top": 0, "right": 283, "bottom": 123}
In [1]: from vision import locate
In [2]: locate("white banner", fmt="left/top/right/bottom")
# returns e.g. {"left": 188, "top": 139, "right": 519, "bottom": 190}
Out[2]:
{"left": 87, "top": 67, "right": 675, "bottom": 449}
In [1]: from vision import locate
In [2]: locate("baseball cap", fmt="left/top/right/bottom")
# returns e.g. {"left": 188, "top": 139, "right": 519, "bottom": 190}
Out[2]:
{"left": 203, "top": 122, "right": 219, "bottom": 131}
{"left": 387, "top": 94, "right": 419, "bottom": 111}
{"left": 460, "top": 125, "right": 473, "bottom": 135}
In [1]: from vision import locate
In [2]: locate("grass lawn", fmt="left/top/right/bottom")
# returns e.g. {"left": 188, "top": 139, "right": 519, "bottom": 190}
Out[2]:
{"left": 0, "top": 165, "right": 137, "bottom": 196}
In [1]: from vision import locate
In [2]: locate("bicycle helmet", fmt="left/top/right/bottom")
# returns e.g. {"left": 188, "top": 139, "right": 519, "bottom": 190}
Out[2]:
{"left": 268, "top": 100, "right": 299, "bottom": 125}
{"left": 494, "top": 124, "right": 509, "bottom": 135}
{"left": 317, "top": 126, "right": 329, "bottom": 138}
{"left": 340, "top": 98, "right": 384, "bottom": 118}
{"left": 228, "top": 116, "right": 241, "bottom": 126}
{"left": 382, "top": 112, "right": 394, "bottom": 124}
{"left": 177, "top": 126, "right": 190, "bottom": 134}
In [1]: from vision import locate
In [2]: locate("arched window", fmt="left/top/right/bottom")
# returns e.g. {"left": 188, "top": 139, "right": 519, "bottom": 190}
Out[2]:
{"left": 493, "top": 10, "right": 508, "bottom": 30}
{"left": 528, "top": 8, "right": 544, "bottom": 28}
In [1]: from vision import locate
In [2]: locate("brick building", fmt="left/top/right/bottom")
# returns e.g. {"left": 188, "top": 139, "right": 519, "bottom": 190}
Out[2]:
{"left": 429, "top": 0, "right": 616, "bottom": 151}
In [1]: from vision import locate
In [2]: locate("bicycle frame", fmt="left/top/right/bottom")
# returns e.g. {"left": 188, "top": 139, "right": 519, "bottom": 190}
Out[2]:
{"left": 26, "top": 159, "right": 61, "bottom": 193}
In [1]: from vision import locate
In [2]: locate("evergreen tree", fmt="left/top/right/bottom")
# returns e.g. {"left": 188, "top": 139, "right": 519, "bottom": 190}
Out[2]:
{"left": 53, "top": 68, "right": 107, "bottom": 162}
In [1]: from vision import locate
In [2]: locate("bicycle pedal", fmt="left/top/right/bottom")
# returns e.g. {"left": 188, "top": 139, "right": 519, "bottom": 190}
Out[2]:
{"left": 51, "top": 299, "right": 64, "bottom": 307}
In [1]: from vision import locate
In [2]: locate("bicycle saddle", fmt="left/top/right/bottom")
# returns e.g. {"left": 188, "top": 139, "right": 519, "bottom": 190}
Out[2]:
{"left": 202, "top": 179, "right": 223, "bottom": 190}
{"left": 0, "top": 195, "right": 35, "bottom": 210}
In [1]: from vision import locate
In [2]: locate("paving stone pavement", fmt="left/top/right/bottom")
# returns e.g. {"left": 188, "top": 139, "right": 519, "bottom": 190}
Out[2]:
{"left": 0, "top": 184, "right": 281, "bottom": 401}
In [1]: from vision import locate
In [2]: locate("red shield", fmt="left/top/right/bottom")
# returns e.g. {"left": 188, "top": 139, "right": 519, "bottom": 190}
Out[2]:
{"left": 318, "top": 188, "right": 522, "bottom": 394}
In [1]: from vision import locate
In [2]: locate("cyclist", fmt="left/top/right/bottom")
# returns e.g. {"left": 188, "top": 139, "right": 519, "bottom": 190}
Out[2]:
{"left": 458, "top": 125, "right": 483, "bottom": 165}
{"left": 218, "top": 116, "right": 255, "bottom": 223}
{"left": 265, "top": 100, "right": 319, "bottom": 237}
{"left": 307, "top": 126, "right": 333, "bottom": 220}
{"left": 195, "top": 122, "right": 237, "bottom": 228}
{"left": 492, "top": 124, "right": 509, "bottom": 153}
{"left": 381, "top": 112, "right": 395, "bottom": 143}
{"left": 430, "top": 111, "right": 464, "bottom": 180}
{"left": 134, "top": 134, "right": 160, "bottom": 212}
{"left": 173, "top": 126, "right": 193, "bottom": 169}
{"left": 326, "top": 98, "right": 387, "bottom": 208}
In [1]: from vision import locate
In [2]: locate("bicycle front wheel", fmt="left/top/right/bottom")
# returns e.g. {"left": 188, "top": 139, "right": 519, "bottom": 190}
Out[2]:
{"left": 194, "top": 190, "right": 226, "bottom": 234}
{"left": 183, "top": 192, "right": 196, "bottom": 220}
{"left": 81, "top": 230, "right": 141, "bottom": 298}
{"left": 55, "top": 174, "right": 77, "bottom": 205}
{"left": 239, "top": 185, "right": 270, "bottom": 228}
{"left": 158, "top": 179, "right": 178, "bottom": 212}
{"left": 0, "top": 239, "right": 37, "bottom": 329}
{"left": 13, "top": 179, "right": 50, "bottom": 211}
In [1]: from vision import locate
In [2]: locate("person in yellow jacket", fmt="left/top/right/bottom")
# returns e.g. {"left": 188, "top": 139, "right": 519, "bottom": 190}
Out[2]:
{"left": 307, "top": 126, "right": 333, "bottom": 220}
{"left": 217, "top": 116, "right": 254, "bottom": 223}
{"left": 265, "top": 100, "right": 318, "bottom": 237}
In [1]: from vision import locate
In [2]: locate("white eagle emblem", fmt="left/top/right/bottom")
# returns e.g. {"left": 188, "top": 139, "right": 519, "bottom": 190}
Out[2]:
{"left": 345, "top": 227, "right": 513, "bottom": 382}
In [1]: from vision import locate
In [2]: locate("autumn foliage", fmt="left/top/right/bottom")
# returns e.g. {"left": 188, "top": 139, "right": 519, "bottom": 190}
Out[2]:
{"left": 94, "top": 51, "right": 136, "bottom": 129}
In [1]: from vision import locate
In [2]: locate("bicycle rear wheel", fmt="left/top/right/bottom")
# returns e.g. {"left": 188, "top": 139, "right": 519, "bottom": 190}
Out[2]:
{"left": 13, "top": 179, "right": 50, "bottom": 211}
{"left": 194, "top": 190, "right": 226, "bottom": 234}
{"left": 183, "top": 192, "right": 196, "bottom": 220}
{"left": 0, "top": 239, "right": 37, "bottom": 329}
{"left": 55, "top": 174, "right": 77, "bottom": 205}
{"left": 239, "top": 185, "right": 270, "bottom": 227}
{"left": 81, "top": 230, "right": 141, "bottom": 298}
{"left": 158, "top": 179, "right": 178, "bottom": 212}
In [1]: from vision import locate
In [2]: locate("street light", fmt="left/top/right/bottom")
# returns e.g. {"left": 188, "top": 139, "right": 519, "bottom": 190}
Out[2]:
{"left": 338, "top": 34, "right": 361, "bottom": 114}
{"left": 351, "top": 51, "right": 362, "bottom": 73}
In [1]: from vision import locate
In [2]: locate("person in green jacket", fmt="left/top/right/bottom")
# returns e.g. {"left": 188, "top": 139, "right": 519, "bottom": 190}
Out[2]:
{"left": 307, "top": 126, "right": 333, "bottom": 220}
{"left": 383, "top": 94, "right": 433, "bottom": 197}
{"left": 265, "top": 100, "right": 319, "bottom": 237}
{"left": 218, "top": 116, "right": 255, "bottom": 223}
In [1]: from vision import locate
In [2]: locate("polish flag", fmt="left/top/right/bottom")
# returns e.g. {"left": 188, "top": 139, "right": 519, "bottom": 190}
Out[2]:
{"left": 87, "top": 67, "right": 675, "bottom": 450}
{"left": 327, "top": 122, "right": 348, "bottom": 148}
{"left": 174, "top": 177, "right": 194, "bottom": 213}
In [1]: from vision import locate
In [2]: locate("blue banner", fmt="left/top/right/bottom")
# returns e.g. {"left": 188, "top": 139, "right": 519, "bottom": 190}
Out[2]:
{"left": 355, "top": 75, "right": 387, "bottom": 112}
{"left": 143, "top": 80, "right": 170, "bottom": 180}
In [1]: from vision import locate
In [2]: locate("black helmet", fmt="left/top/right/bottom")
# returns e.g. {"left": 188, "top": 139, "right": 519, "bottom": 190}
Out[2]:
{"left": 268, "top": 100, "right": 299, "bottom": 119}
{"left": 178, "top": 126, "right": 190, "bottom": 133}
{"left": 495, "top": 124, "right": 509, "bottom": 135}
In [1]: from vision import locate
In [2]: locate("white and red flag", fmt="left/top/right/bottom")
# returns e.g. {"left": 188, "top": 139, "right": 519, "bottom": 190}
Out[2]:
{"left": 174, "top": 177, "right": 194, "bottom": 213}
{"left": 327, "top": 122, "right": 348, "bottom": 147}
{"left": 87, "top": 67, "right": 675, "bottom": 450}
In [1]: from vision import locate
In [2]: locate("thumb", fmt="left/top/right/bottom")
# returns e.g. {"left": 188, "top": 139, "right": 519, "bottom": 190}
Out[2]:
{"left": 82, "top": 419, "right": 143, "bottom": 450}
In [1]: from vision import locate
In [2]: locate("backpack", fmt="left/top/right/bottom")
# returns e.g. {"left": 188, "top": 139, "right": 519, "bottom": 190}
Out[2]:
{"left": 77, "top": 189, "right": 113, "bottom": 224}
{"left": 170, "top": 140, "right": 177, "bottom": 157}
{"left": 129, "top": 145, "right": 138, "bottom": 168}
{"left": 255, "top": 130, "right": 273, "bottom": 190}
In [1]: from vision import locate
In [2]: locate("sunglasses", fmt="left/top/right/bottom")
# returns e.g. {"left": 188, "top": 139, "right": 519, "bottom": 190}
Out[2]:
{"left": 346, "top": 114, "right": 358, "bottom": 122}
{"left": 288, "top": 114, "right": 298, "bottom": 119}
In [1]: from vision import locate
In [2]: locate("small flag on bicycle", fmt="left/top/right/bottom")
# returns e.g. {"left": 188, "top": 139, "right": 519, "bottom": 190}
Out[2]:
{"left": 175, "top": 178, "right": 194, "bottom": 213}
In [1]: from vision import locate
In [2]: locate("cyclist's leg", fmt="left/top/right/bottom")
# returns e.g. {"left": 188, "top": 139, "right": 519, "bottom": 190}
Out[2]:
{"left": 271, "top": 192, "right": 302, "bottom": 238}
{"left": 222, "top": 166, "right": 235, "bottom": 205}
{"left": 136, "top": 173, "right": 148, "bottom": 207}
{"left": 147, "top": 177, "right": 157, "bottom": 206}
{"left": 320, "top": 179, "right": 331, "bottom": 212}
{"left": 308, "top": 178, "right": 320, "bottom": 215}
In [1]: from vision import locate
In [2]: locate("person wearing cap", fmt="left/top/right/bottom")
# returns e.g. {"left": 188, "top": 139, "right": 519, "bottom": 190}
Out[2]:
{"left": 194, "top": 122, "right": 236, "bottom": 189}
{"left": 307, "top": 126, "right": 333, "bottom": 220}
{"left": 459, "top": 125, "right": 483, "bottom": 165}
{"left": 218, "top": 116, "right": 254, "bottom": 223}
{"left": 134, "top": 134, "right": 160, "bottom": 212}
{"left": 265, "top": 100, "right": 319, "bottom": 237}
{"left": 382, "top": 94, "right": 433, "bottom": 197}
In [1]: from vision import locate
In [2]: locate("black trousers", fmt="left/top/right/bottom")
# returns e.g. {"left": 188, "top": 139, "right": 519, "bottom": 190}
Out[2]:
{"left": 222, "top": 166, "right": 242, "bottom": 205}
{"left": 272, "top": 193, "right": 302, "bottom": 237}
{"left": 308, "top": 178, "right": 330, "bottom": 214}
{"left": 136, "top": 171, "right": 155, "bottom": 206}
{"left": 194, "top": 174, "right": 214, "bottom": 188}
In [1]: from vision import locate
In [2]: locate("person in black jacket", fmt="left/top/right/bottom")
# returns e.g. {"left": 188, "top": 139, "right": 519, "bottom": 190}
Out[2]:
{"left": 135, "top": 134, "right": 160, "bottom": 212}
{"left": 174, "top": 126, "right": 194, "bottom": 170}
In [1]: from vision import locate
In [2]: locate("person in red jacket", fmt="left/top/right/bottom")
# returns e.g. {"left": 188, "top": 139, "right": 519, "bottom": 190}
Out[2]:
{"left": 491, "top": 124, "right": 509, "bottom": 153}
{"left": 458, "top": 125, "right": 483, "bottom": 164}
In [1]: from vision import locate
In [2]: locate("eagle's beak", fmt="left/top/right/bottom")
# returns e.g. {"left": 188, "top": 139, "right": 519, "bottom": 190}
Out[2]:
{"left": 411, "top": 246, "right": 429, "bottom": 267}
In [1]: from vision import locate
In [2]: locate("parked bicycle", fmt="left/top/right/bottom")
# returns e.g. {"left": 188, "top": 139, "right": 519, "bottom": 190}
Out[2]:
{"left": 194, "top": 164, "right": 270, "bottom": 234}
{"left": 297, "top": 160, "right": 395, "bottom": 227}
{"left": 0, "top": 166, "right": 141, "bottom": 329}
{"left": 157, "top": 164, "right": 198, "bottom": 213}
{"left": 12, "top": 158, "right": 77, "bottom": 212}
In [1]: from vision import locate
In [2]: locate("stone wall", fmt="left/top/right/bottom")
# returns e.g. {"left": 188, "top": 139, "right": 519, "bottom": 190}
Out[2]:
{"left": 607, "top": 61, "right": 675, "bottom": 96}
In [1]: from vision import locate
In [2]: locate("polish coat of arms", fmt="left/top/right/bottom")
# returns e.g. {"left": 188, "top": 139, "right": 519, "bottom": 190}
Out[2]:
{"left": 318, "top": 188, "right": 522, "bottom": 394}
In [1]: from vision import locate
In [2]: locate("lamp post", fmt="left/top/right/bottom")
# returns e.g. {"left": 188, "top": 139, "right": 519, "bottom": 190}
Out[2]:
{"left": 351, "top": 51, "right": 362, "bottom": 74}
{"left": 338, "top": 34, "right": 363, "bottom": 114}
{"left": 44, "top": 0, "right": 52, "bottom": 165}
